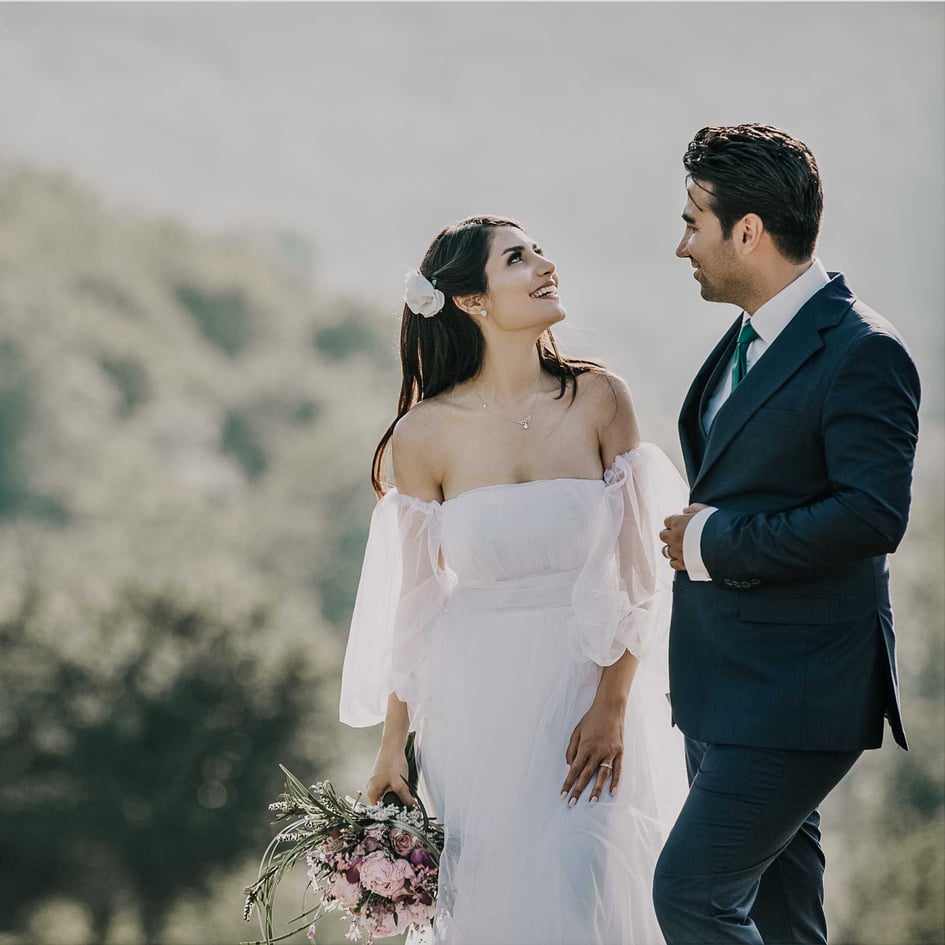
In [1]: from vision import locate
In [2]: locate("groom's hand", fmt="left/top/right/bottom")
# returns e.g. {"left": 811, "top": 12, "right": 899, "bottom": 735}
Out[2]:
{"left": 660, "top": 504, "right": 709, "bottom": 572}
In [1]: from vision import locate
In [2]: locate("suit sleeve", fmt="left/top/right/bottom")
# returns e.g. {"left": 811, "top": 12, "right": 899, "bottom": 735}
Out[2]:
{"left": 700, "top": 332, "right": 921, "bottom": 583}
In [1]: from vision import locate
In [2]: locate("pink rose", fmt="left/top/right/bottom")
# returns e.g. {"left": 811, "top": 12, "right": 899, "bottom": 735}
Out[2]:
{"left": 390, "top": 828, "right": 416, "bottom": 857}
{"left": 358, "top": 851, "right": 415, "bottom": 898}
{"left": 326, "top": 871, "right": 362, "bottom": 909}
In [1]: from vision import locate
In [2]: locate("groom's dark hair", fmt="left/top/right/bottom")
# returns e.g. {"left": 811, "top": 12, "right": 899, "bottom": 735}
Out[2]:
{"left": 683, "top": 124, "right": 823, "bottom": 263}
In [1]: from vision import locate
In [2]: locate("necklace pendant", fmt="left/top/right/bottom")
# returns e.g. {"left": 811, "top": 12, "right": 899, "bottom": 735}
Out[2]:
{"left": 521, "top": 420, "right": 529, "bottom": 430}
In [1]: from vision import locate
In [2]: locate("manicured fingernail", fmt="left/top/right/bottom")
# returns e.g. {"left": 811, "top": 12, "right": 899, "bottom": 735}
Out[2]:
{"left": 590, "top": 795, "right": 599, "bottom": 804}
{"left": 560, "top": 790, "right": 567, "bottom": 798}
{"left": 568, "top": 796, "right": 577, "bottom": 808}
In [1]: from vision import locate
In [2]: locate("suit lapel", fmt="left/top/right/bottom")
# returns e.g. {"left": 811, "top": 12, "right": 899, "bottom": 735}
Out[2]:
{"left": 700, "top": 335, "right": 738, "bottom": 431}
{"left": 691, "top": 274, "right": 854, "bottom": 493}
{"left": 678, "top": 315, "right": 741, "bottom": 484}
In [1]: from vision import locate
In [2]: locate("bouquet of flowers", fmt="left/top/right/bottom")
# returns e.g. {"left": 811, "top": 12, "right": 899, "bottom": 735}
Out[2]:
{"left": 243, "top": 735, "right": 442, "bottom": 945}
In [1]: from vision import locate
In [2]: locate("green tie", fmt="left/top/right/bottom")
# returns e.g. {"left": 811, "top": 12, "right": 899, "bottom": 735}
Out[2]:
{"left": 731, "top": 319, "right": 760, "bottom": 390}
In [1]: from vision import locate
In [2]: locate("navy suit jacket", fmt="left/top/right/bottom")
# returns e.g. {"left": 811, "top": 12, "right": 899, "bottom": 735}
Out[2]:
{"left": 671, "top": 273, "right": 920, "bottom": 751}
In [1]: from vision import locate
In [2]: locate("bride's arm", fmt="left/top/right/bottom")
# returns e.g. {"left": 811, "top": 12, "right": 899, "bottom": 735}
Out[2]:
{"left": 365, "top": 409, "right": 443, "bottom": 805}
{"left": 561, "top": 652, "right": 640, "bottom": 805}
{"left": 366, "top": 693, "right": 415, "bottom": 805}
{"left": 562, "top": 372, "right": 643, "bottom": 806}
{"left": 594, "top": 371, "right": 641, "bottom": 469}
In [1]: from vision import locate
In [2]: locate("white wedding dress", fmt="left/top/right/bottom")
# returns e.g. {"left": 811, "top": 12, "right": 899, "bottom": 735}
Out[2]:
{"left": 340, "top": 444, "right": 689, "bottom": 945}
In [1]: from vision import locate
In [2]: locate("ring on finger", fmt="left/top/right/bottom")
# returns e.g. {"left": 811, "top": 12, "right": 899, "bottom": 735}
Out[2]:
{"left": 598, "top": 761, "right": 613, "bottom": 770}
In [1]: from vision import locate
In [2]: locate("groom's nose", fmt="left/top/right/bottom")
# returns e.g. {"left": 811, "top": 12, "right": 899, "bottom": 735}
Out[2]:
{"left": 675, "top": 236, "right": 690, "bottom": 258}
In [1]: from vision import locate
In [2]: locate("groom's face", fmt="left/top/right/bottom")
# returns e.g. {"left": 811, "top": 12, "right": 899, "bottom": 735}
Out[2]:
{"left": 676, "top": 180, "right": 742, "bottom": 304}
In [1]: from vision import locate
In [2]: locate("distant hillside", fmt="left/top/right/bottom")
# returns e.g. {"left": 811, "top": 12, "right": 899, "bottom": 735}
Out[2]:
{"left": 0, "top": 158, "right": 397, "bottom": 642}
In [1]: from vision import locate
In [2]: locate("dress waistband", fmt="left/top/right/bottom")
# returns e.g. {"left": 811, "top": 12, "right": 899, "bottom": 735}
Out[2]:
{"left": 448, "top": 568, "right": 580, "bottom": 614}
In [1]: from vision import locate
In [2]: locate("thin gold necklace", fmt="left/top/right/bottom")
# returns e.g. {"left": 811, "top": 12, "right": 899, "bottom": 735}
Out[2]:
{"left": 471, "top": 370, "right": 543, "bottom": 431}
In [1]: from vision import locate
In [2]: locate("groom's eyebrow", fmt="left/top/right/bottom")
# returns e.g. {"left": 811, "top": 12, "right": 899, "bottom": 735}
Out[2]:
{"left": 682, "top": 212, "right": 697, "bottom": 224}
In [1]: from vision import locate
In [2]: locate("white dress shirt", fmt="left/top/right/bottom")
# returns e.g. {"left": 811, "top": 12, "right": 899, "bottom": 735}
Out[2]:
{"left": 683, "top": 259, "right": 831, "bottom": 581}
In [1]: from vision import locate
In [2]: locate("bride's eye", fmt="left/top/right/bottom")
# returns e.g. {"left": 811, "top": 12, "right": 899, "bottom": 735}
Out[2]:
{"left": 507, "top": 251, "right": 523, "bottom": 265}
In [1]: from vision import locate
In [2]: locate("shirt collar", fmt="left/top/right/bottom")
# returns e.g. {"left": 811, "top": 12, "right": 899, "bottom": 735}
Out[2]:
{"left": 745, "top": 258, "right": 830, "bottom": 344}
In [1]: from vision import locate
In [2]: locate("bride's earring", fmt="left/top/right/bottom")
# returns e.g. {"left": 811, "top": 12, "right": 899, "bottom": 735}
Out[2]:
{"left": 480, "top": 309, "right": 487, "bottom": 317}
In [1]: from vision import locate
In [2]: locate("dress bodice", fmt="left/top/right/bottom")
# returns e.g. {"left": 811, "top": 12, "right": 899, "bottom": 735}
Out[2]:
{"left": 340, "top": 443, "right": 689, "bottom": 728}
{"left": 441, "top": 479, "right": 605, "bottom": 586}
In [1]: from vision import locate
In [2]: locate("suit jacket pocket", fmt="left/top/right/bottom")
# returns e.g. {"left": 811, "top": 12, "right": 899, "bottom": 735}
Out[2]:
{"left": 739, "top": 595, "right": 839, "bottom": 625}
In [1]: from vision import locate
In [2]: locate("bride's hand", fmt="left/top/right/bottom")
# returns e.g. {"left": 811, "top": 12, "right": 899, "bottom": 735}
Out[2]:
{"left": 365, "top": 747, "right": 416, "bottom": 807}
{"left": 560, "top": 701, "right": 624, "bottom": 806}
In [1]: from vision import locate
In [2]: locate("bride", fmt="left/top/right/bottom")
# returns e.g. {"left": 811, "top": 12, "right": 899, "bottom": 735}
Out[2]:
{"left": 340, "top": 215, "right": 688, "bottom": 944}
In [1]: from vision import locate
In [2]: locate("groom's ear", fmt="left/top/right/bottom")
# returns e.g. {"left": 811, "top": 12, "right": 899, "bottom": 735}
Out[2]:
{"left": 733, "top": 214, "right": 764, "bottom": 255}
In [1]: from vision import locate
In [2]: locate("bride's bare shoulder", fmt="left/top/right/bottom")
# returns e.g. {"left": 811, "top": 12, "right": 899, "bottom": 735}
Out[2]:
{"left": 574, "top": 369, "right": 640, "bottom": 459}
{"left": 574, "top": 368, "right": 634, "bottom": 421}
{"left": 391, "top": 398, "right": 451, "bottom": 500}
{"left": 393, "top": 396, "right": 453, "bottom": 447}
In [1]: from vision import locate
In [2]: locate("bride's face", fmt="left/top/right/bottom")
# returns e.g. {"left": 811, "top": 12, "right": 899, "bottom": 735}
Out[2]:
{"left": 479, "top": 226, "right": 566, "bottom": 332}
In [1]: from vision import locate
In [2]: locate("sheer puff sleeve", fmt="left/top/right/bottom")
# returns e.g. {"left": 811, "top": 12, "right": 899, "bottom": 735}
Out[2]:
{"left": 570, "top": 443, "right": 689, "bottom": 683}
{"left": 339, "top": 490, "right": 453, "bottom": 728}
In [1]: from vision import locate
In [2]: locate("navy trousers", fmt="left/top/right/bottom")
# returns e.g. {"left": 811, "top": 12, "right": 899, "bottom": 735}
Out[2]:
{"left": 653, "top": 738, "right": 861, "bottom": 944}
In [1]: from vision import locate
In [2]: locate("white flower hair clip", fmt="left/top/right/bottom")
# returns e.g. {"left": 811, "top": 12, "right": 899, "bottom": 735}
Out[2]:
{"left": 404, "top": 270, "right": 445, "bottom": 318}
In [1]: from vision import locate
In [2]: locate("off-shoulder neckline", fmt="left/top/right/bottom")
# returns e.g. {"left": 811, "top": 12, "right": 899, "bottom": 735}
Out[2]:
{"left": 443, "top": 476, "right": 604, "bottom": 505}
{"left": 390, "top": 445, "right": 649, "bottom": 509}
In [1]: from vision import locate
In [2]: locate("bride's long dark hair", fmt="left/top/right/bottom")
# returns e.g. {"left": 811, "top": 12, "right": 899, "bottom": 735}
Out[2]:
{"left": 372, "top": 214, "right": 601, "bottom": 496}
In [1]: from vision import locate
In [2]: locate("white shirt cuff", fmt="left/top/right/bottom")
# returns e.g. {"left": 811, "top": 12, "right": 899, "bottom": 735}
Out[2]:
{"left": 683, "top": 507, "right": 717, "bottom": 581}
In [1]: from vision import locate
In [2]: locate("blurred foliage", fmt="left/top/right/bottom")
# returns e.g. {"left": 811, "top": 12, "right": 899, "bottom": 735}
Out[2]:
{"left": 0, "top": 586, "right": 325, "bottom": 942}
{"left": 0, "top": 339, "right": 32, "bottom": 515}
{"left": 0, "top": 157, "right": 939, "bottom": 944}
{"left": 0, "top": 340, "right": 69, "bottom": 525}
{"left": 221, "top": 410, "right": 268, "bottom": 482}
{"left": 313, "top": 482, "right": 375, "bottom": 629}
{"left": 313, "top": 300, "right": 393, "bottom": 367}
{"left": 100, "top": 355, "right": 151, "bottom": 418}
{"left": 174, "top": 284, "right": 255, "bottom": 357}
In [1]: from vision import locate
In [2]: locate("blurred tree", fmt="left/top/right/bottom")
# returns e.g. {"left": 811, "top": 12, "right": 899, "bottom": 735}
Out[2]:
{"left": 221, "top": 410, "right": 268, "bottom": 481}
{"left": 0, "top": 339, "right": 33, "bottom": 516}
{"left": 100, "top": 354, "right": 152, "bottom": 418}
{"left": 174, "top": 283, "right": 255, "bottom": 356}
{"left": 0, "top": 585, "right": 329, "bottom": 942}
{"left": 313, "top": 300, "right": 392, "bottom": 367}
{"left": 0, "top": 340, "right": 68, "bottom": 525}
{"left": 314, "top": 482, "right": 374, "bottom": 630}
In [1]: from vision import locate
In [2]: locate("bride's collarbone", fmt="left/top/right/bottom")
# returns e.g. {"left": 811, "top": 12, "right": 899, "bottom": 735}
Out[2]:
{"left": 441, "top": 442, "right": 602, "bottom": 496}
{"left": 434, "top": 399, "right": 602, "bottom": 493}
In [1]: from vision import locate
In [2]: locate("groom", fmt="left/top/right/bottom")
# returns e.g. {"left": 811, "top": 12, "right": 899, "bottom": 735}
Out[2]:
{"left": 653, "top": 124, "right": 921, "bottom": 944}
